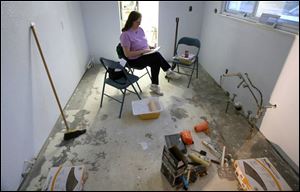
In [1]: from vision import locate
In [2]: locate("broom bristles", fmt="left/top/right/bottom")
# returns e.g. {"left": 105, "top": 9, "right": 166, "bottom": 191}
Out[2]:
{"left": 63, "top": 129, "right": 86, "bottom": 140}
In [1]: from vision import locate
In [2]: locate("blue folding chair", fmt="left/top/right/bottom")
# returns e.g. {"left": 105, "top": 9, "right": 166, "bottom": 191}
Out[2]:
{"left": 100, "top": 57, "right": 141, "bottom": 118}
{"left": 170, "top": 37, "right": 201, "bottom": 88}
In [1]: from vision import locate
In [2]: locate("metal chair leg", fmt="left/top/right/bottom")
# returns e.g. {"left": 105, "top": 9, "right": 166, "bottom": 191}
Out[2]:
{"left": 136, "top": 82, "right": 143, "bottom": 93}
{"left": 119, "top": 89, "right": 127, "bottom": 118}
{"left": 187, "top": 63, "right": 196, "bottom": 88}
{"left": 131, "top": 84, "right": 141, "bottom": 100}
{"left": 196, "top": 58, "right": 199, "bottom": 78}
{"left": 100, "top": 80, "right": 106, "bottom": 108}
{"left": 146, "top": 67, "right": 151, "bottom": 79}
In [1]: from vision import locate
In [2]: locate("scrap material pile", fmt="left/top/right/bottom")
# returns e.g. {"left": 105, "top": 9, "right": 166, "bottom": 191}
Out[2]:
{"left": 160, "top": 120, "right": 292, "bottom": 191}
{"left": 161, "top": 121, "right": 222, "bottom": 190}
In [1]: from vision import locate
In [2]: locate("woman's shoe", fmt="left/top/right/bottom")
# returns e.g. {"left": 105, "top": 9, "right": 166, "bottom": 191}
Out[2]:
{"left": 166, "top": 70, "right": 181, "bottom": 80}
{"left": 150, "top": 84, "right": 164, "bottom": 96}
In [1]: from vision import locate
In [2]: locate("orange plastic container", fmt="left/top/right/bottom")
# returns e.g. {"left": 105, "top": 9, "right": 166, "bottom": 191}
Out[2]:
{"left": 180, "top": 130, "right": 194, "bottom": 145}
{"left": 194, "top": 120, "right": 209, "bottom": 133}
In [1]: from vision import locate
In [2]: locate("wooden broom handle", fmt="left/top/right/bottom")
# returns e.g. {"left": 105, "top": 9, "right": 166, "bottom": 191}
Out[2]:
{"left": 30, "top": 23, "right": 70, "bottom": 131}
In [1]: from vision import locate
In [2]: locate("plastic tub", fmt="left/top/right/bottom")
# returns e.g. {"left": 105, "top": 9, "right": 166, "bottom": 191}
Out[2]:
{"left": 132, "top": 97, "right": 163, "bottom": 120}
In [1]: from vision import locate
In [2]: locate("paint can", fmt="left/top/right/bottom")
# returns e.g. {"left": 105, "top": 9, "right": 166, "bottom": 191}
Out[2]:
{"left": 194, "top": 120, "right": 209, "bottom": 133}
{"left": 184, "top": 50, "right": 189, "bottom": 58}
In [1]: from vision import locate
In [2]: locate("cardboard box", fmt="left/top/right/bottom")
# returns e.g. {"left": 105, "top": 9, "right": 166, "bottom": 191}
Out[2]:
{"left": 234, "top": 158, "right": 291, "bottom": 191}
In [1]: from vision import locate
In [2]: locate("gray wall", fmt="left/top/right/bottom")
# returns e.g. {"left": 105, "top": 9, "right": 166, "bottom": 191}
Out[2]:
{"left": 1, "top": 1, "right": 89, "bottom": 190}
{"left": 199, "top": 2, "right": 295, "bottom": 123}
{"left": 80, "top": 1, "right": 121, "bottom": 62}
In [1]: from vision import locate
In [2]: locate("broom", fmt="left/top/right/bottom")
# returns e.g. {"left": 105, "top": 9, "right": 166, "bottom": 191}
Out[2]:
{"left": 30, "top": 22, "right": 86, "bottom": 140}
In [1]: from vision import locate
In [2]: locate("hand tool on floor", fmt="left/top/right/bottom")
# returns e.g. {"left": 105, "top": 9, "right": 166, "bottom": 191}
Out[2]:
{"left": 180, "top": 175, "right": 189, "bottom": 190}
{"left": 30, "top": 22, "right": 86, "bottom": 140}
{"left": 202, "top": 140, "right": 222, "bottom": 159}
{"left": 188, "top": 152, "right": 210, "bottom": 167}
{"left": 191, "top": 149, "right": 220, "bottom": 165}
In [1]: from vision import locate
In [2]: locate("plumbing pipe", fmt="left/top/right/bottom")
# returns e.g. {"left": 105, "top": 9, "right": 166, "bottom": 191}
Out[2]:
{"left": 225, "top": 93, "right": 236, "bottom": 113}
{"left": 231, "top": 93, "right": 237, "bottom": 102}
{"left": 221, "top": 146, "right": 226, "bottom": 168}
{"left": 237, "top": 80, "right": 245, "bottom": 88}
{"left": 245, "top": 73, "right": 263, "bottom": 107}
{"left": 247, "top": 110, "right": 252, "bottom": 119}
{"left": 222, "top": 72, "right": 242, "bottom": 77}
{"left": 264, "top": 104, "right": 277, "bottom": 109}
{"left": 225, "top": 100, "right": 230, "bottom": 113}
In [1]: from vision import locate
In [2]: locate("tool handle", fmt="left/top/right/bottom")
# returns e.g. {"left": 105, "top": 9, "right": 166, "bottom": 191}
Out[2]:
{"left": 30, "top": 23, "right": 69, "bottom": 131}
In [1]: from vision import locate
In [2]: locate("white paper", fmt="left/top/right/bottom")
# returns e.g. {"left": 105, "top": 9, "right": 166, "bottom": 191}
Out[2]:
{"left": 142, "top": 46, "right": 161, "bottom": 55}
{"left": 115, "top": 58, "right": 127, "bottom": 72}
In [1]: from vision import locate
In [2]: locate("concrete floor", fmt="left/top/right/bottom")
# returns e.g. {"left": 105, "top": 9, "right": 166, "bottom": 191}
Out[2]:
{"left": 19, "top": 63, "right": 299, "bottom": 190}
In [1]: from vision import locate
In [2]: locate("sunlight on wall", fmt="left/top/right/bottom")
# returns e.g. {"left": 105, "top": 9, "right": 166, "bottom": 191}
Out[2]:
{"left": 139, "top": 1, "right": 159, "bottom": 47}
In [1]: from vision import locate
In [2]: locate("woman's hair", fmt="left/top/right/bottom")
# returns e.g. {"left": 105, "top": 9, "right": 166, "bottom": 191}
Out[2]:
{"left": 122, "top": 11, "right": 142, "bottom": 32}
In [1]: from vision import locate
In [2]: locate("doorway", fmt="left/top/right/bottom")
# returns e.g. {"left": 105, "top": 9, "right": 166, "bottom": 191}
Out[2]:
{"left": 119, "top": 1, "right": 159, "bottom": 47}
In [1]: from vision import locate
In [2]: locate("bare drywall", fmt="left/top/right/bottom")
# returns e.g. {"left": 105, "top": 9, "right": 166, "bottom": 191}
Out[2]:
{"left": 158, "top": 1, "right": 204, "bottom": 59}
{"left": 1, "top": 1, "right": 89, "bottom": 190}
{"left": 80, "top": 1, "right": 121, "bottom": 62}
{"left": 260, "top": 36, "right": 299, "bottom": 168}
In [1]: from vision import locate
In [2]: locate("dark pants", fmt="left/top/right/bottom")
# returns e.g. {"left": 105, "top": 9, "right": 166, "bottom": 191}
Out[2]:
{"left": 127, "top": 52, "right": 171, "bottom": 85}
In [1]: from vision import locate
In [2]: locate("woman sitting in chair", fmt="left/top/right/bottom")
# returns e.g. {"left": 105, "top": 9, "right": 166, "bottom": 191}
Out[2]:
{"left": 120, "top": 11, "right": 179, "bottom": 96}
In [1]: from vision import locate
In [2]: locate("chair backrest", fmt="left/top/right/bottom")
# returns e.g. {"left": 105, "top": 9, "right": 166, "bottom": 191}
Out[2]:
{"left": 176, "top": 37, "right": 201, "bottom": 56}
{"left": 100, "top": 57, "right": 124, "bottom": 71}
{"left": 116, "top": 43, "right": 128, "bottom": 61}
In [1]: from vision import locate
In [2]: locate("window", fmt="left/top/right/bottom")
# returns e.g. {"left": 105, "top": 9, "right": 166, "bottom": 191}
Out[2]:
{"left": 225, "top": 1, "right": 256, "bottom": 16}
{"left": 223, "top": 1, "right": 299, "bottom": 33}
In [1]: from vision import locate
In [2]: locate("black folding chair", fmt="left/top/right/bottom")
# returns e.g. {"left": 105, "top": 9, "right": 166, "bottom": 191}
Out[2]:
{"left": 116, "top": 43, "right": 151, "bottom": 88}
{"left": 99, "top": 57, "right": 141, "bottom": 118}
{"left": 170, "top": 37, "right": 201, "bottom": 88}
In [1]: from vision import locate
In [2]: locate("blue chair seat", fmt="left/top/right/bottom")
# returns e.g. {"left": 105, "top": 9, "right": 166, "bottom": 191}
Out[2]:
{"left": 105, "top": 74, "right": 140, "bottom": 89}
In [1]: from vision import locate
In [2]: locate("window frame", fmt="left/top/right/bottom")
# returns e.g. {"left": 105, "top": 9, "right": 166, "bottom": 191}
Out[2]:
{"left": 222, "top": 1, "right": 299, "bottom": 34}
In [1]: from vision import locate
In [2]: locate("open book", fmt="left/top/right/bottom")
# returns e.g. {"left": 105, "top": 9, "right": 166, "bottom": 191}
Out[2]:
{"left": 142, "top": 46, "right": 161, "bottom": 55}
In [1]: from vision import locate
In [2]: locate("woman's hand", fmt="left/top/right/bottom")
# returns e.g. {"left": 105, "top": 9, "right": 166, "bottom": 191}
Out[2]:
{"left": 142, "top": 48, "right": 151, "bottom": 55}
{"left": 123, "top": 46, "right": 151, "bottom": 57}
